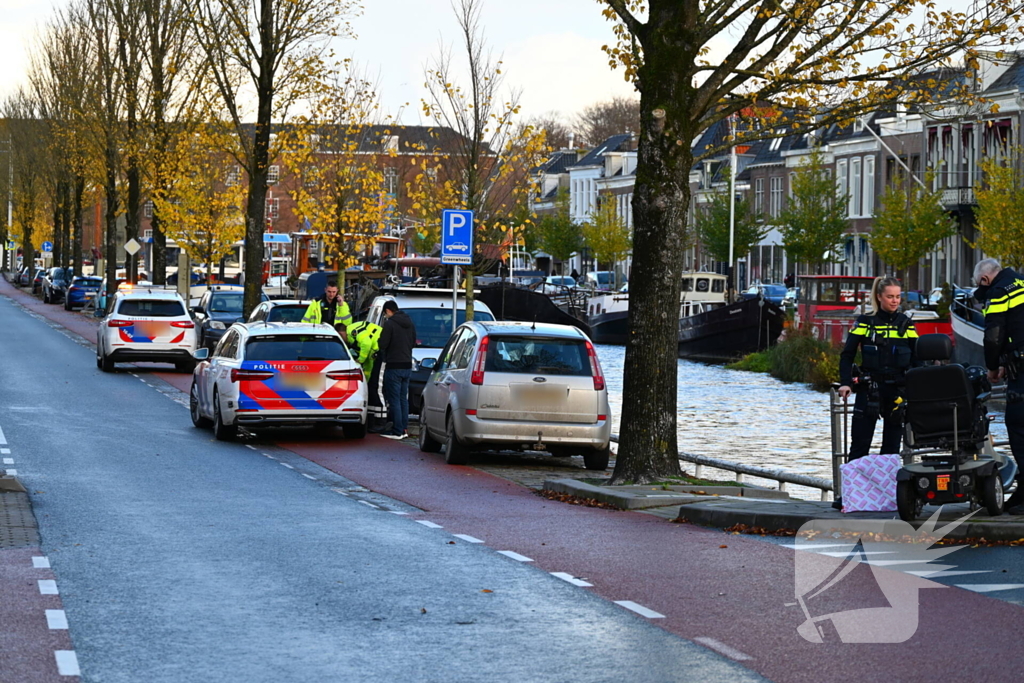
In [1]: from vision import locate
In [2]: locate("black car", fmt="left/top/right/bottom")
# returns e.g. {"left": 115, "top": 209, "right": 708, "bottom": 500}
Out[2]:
{"left": 41, "top": 267, "right": 74, "bottom": 304}
{"left": 192, "top": 287, "right": 269, "bottom": 349}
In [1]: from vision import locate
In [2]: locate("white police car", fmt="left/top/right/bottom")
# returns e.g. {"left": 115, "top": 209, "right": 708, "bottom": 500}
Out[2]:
{"left": 96, "top": 288, "right": 198, "bottom": 372}
{"left": 189, "top": 322, "right": 368, "bottom": 440}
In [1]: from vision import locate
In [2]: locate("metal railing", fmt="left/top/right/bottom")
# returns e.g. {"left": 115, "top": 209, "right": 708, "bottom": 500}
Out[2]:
{"left": 609, "top": 434, "right": 835, "bottom": 501}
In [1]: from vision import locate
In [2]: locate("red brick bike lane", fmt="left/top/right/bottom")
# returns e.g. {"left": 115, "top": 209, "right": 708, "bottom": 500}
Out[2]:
{"left": 8, "top": 275, "right": 1024, "bottom": 682}
{"left": 281, "top": 433, "right": 1024, "bottom": 683}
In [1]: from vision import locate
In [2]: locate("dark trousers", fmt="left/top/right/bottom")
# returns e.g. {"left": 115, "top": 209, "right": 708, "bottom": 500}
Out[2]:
{"left": 849, "top": 383, "right": 903, "bottom": 460}
{"left": 1008, "top": 373, "right": 1024, "bottom": 477}
{"left": 384, "top": 367, "right": 411, "bottom": 435}
{"left": 367, "top": 361, "right": 388, "bottom": 430}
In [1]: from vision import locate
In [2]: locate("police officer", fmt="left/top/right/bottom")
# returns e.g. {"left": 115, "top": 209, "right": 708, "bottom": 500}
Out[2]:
{"left": 837, "top": 276, "right": 919, "bottom": 461}
{"left": 345, "top": 319, "right": 389, "bottom": 433}
{"left": 973, "top": 258, "right": 1024, "bottom": 513}
{"left": 301, "top": 279, "right": 352, "bottom": 331}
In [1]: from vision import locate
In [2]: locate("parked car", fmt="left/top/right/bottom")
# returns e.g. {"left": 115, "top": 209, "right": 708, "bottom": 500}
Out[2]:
{"left": 192, "top": 286, "right": 268, "bottom": 350}
{"left": 534, "top": 275, "right": 577, "bottom": 295}
{"left": 418, "top": 321, "right": 612, "bottom": 470}
{"left": 247, "top": 299, "right": 311, "bottom": 324}
{"left": 582, "top": 271, "right": 625, "bottom": 292}
{"left": 740, "top": 283, "right": 787, "bottom": 306}
{"left": 15, "top": 265, "right": 32, "bottom": 286}
{"left": 96, "top": 289, "right": 198, "bottom": 373}
{"left": 31, "top": 268, "right": 47, "bottom": 293}
{"left": 41, "top": 267, "right": 75, "bottom": 304}
{"left": 189, "top": 322, "right": 367, "bottom": 440}
{"left": 364, "top": 288, "right": 495, "bottom": 416}
{"left": 783, "top": 287, "right": 800, "bottom": 308}
{"left": 65, "top": 276, "right": 103, "bottom": 310}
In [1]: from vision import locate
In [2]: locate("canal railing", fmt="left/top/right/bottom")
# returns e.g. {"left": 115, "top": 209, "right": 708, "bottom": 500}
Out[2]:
{"left": 608, "top": 434, "right": 835, "bottom": 501}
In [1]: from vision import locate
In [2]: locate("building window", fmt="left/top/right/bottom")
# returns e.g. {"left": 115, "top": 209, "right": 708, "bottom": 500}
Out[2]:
{"left": 143, "top": 200, "right": 154, "bottom": 218}
{"left": 267, "top": 165, "right": 280, "bottom": 185}
{"left": 769, "top": 176, "right": 783, "bottom": 217}
{"left": 384, "top": 167, "right": 399, "bottom": 195}
{"left": 863, "top": 156, "right": 875, "bottom": 216}
{"left": 754, "top": 178, "right": 764, "bottom": 214}
{"left": 226, "top": 165, "right": 241, "bottom": 187}
{"left": 850, "top": 157, "right": 862, "bottom": 217}
{"left": 836, "top": 159, "right": 848, "bottom": 205}
{"left": 265, "top": 197, "right": 280, "bottom": 221}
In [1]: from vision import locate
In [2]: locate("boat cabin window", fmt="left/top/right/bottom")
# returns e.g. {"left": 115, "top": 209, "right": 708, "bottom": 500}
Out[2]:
{"left": 711, "top": 279, "right": 725, "bottom": 293}
{"left": 819, "top": 281, "right": 838, "bottom": 303}
{"left": 681, "top": 278, "right": 693, "bottom": 292}
{"left": 695, "top": 278, "right": 710, "bottom": 293}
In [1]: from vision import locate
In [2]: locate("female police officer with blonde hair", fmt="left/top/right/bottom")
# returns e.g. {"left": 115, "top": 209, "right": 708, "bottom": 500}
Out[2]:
{"left": 837, "top": 276, "right": 920, "bottom": 462}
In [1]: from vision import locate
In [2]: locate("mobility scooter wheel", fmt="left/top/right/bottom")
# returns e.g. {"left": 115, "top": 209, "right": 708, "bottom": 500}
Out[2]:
{"left": 983, "top": 474, "right": 1004, "bottom": 516}
{"left": 896, "top": 479, "right": 921, "bottom": 522}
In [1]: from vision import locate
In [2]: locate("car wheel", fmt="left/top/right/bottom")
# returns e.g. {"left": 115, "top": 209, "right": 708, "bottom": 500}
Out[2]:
{"left": 42, "top": 289, "right": 49, "bottom": 304}
{"left": 100, "top": 353, "right": 114, "bottom": 373}
{"left": 64, "top": 298, "right": 71, "bottom": 311}
{"left": 444, "top": 414, "right": 470, "bottom": 465}
{"left": 418, "top": 414, "right": 442, "bottom": 453}
{"left": 342, "top": 423, "right": 367, "bottom": 439}
{"left": 212, "top": 390, "right": 237, "bottom": 441}
{"left": 190, "top": 382, "right": 213, "bottom": 429}
{"left": 583, "top": 446, "right": 610, "bottom": 471}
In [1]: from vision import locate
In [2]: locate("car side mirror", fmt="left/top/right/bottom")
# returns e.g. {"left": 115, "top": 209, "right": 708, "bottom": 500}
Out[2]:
{"left": 194, "top": 347, "right": 210, "bottom": 360}
{"left": 420, "top": 357, "right": 437, "bottom": 370}
{"left": 192, "top": 306, "right": 204, "bottom": 315}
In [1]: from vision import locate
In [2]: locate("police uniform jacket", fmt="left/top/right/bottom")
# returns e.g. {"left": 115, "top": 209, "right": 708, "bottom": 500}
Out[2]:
{"left": 345, "top": 320, "right": 382, "bottom": 375}
{"left": 839, "top": 309, "right": 919, "bottom": 387}
{"left": 302, "top": 294, "right": 352, "bottom": 328}
{"left": 975, "top": 267, "right": 1024, "bottom": 372}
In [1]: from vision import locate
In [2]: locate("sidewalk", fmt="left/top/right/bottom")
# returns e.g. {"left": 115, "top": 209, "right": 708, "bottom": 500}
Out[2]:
{"left": 545, "top": 478, "right": 1024, "bottom": 541}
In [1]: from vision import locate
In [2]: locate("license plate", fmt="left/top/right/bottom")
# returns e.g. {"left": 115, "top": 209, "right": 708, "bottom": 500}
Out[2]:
{"left": 280, "top": 373, "right": 322, "bottom": 391}
{"left": 936, "top": 475, "right": 950, "bottom": 492}
{"left": 512, "top": 384, "right": 565, "bottom": 404}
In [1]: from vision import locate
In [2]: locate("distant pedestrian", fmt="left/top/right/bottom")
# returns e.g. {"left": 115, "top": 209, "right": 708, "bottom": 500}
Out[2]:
{"left": 345, "top": 320, "right": 390, "bottom": 434}
{"left": 301, "top": 279, "right": 352, "bottom": 333}
{"left": 784, "top": 273, "right": 795, "bottom": 289}
{"left": 378, "top": 300, "right": 417, "bottom": 440}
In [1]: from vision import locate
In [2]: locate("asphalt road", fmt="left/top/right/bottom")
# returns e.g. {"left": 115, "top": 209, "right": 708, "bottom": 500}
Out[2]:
{"left": 0, "top": 289, "right": 762, "bottom": 682}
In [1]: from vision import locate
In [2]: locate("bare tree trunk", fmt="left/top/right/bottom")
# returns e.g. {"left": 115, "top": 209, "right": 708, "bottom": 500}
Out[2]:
{"left": 104, "top": 156, "right": 119, "bottom": 295}
{"left": 72, "top": 176, "right": 84, "bottom": 274}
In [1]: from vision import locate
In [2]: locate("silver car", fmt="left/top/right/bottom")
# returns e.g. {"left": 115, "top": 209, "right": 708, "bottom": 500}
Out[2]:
{"left": 418, "top": 321, "right": 612, "bottom": 470}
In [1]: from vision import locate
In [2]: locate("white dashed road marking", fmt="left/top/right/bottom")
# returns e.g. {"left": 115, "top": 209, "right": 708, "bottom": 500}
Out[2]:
{"left": 388, "top": 511, "right": 409, "bottom": 515}
{"left": 245, "top": 445, "right": 257, "bottom": 451}
{"left": 38, "top": 580, "right": 59, "bottom": 595}
{"left": 0, "top": 448, "right": 9, "bottom": 454}
{"left": 54, "top": 650, "right": 81, "bottom": 676}
{"left": 415, "top": 520, "right": 443, "bottom": 529}
{"left": 301, "top": 473, "right": 317, "bottom": 480}
{"left": 3, "top": 458, "right": 13, "bottom": 465}
{"left": 5, "top": 469, "right": 17, "bottom": 476}
{"left": 358, "top": 501, "right": 379, "bottom": 509}
{"left": 497, "top": 551, "right": 533, "bottom": 562}
{"left": 614, "top": 600, "right": 664, "bottom": 619}
{"left": 0, "top": 425, "right": 6, "bottom": 445}
{"left": 693, "top": 637, "right": 753, "bottom": 661}
{"left": 453, "top": 534, "right": 484, "bottom": 544}
{"left": 551, "top": 572, "right": 593, "bottom": 587}
{"left": 280, "top": 463, "right": 294, "bottom": 469}
{"left": 45, "top": 610, "right": 69, "bottom": 630}
{"left": 32, "top": 556, "right": 50, "bottom": 569}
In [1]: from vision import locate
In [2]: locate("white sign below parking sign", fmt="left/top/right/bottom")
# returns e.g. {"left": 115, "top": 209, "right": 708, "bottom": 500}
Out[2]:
{"left": 441, "top": 209, "right": 473, "bottom": 265}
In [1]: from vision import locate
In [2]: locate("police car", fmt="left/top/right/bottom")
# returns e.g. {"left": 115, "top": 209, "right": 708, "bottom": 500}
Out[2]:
{"left": 96, "top": 288, "right": 198, "bottom": 373}
{"left": 189, "top": 322, "right": 368, "bottom": 440}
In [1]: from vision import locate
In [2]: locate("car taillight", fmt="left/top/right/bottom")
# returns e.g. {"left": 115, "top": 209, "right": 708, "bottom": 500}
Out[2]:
{"left": 471, "top": 336, "right": 489, "bottom": 385}
{"left": 107, "top": 319, "right": 133, "bottom": 327}
{"left": 170, "top": 320, "right": 195, "bottom": 328}
{"left": 230, "top": 369, "right": 274, "bottom": 383}
{"left": 585, "top": 341, "right": 605, "bottom": 390}
{"left": 68, "top": 286, "right": 79, "bottom": 293}
{"left": 326, "top": 369, "right": 363, "bottom": 381}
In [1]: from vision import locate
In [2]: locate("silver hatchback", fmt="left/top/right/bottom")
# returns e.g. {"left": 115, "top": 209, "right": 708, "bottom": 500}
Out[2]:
{"left": 418, "top": 321, "right": 612, "bottom": 470}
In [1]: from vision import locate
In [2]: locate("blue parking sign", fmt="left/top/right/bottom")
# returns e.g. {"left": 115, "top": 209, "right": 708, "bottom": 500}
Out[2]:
{"left": 441, "top": 210, "right": 474, "bottom": 265}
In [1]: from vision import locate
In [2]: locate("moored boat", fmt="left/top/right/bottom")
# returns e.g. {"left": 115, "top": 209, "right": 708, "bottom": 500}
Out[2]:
{"left": 678, "top": 296, "right": 786, "bottom": 362}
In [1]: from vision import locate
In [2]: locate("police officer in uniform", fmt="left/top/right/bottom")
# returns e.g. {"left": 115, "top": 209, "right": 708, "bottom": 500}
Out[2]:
{"left": 973, "top": 258, "right": 1024, "bottom": 513}
{"left": 837, "top": 276, "right": 919, "bottom": 462}
{"left": 345, "top": 319, "right": 389, "bottom": 433}
{"left": 302, "top": 279, "right": 352, "bottom": 331}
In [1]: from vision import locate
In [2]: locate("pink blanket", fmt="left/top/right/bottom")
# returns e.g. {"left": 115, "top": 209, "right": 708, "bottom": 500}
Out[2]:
{"left": 840, "top": 454, "right": 901, "bottom": 513}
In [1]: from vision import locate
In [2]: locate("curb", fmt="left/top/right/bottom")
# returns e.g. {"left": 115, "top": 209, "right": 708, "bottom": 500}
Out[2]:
{"left": 543, "top": 478, "right": 789, "bottom": 511}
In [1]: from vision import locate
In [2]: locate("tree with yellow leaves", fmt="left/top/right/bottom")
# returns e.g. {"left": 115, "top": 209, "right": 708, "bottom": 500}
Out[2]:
{"left": 975, "top": 147, "right": 1024, "bottom": 271}
{"left": 3, "top": 90, "right": 53, "bottom": 281}
{"left": 583, "top": 200, "right": 632, "bottom": 290}
{"left": 600, "top": 0, "right": 1024, "bottom": 483}
{"left": 153, "top": 125, "right": 245, "bottom": 284}
{"left": 280, "top": 63, "right": 396, "bottom": 270}
{"left": 408, "top": 0, "right": 547, "bottom": 319}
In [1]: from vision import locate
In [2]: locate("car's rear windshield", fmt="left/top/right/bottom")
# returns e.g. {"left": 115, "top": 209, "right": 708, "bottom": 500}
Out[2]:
{"left": 266, "top": 306, "right": 307, "bottom": 323}
{"left": 117, "top": 299, "right": 185, "bottom": 317}
{"left": 406, "top": 307, "right": 496, "bottom": 348}
{"left": 73, "top": 277, "right": 102, "bottom": 287}
{"left": 485, "top": 336, "right": 590, "bottom": 376}
{"left": 209, "top": 293, "right": 244, "bottom": 313}
{"left": 245, "top": 335, "right": 350, "bottom": 361}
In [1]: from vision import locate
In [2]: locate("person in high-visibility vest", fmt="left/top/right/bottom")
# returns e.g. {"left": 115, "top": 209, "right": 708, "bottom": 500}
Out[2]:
{"left": 974, "top": 258, "right": 1024, "bottom": 513}
{"left": 302, "top": 279, "right": 352, "bottom": 331}
{"left": 345, "top": 320, "right": 388, "bottom": 433}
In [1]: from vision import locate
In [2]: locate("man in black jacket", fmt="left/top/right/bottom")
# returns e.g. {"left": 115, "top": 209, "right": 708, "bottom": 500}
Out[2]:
{"left": 974, "top": 258, "right": 1024, "bottom": 512}
{"left": 378, "top": 300, "right": 417, "bottom": 439}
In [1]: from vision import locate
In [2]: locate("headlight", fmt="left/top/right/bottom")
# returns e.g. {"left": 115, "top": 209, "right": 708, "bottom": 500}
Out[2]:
{"left": 209, "top": 321, "right": 226, "bottom": 330}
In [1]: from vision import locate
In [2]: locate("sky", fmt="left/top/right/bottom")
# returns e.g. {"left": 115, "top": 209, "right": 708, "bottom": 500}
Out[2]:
{"left": 0, "top": 0, "right": 639, "bottom": 124}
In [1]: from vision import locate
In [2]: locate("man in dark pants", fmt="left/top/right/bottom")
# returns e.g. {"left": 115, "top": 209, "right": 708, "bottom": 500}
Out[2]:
{"left": 974, "top": 258, "right": 1024, "bottom": 513}
{"left": 378, "top": 300, "right": 417, "bottom": 440}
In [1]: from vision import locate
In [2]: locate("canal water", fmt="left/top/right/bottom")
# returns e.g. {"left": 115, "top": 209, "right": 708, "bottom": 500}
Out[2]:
{"left": 594, "top": 344, "right": 1010, "bottom": 500}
